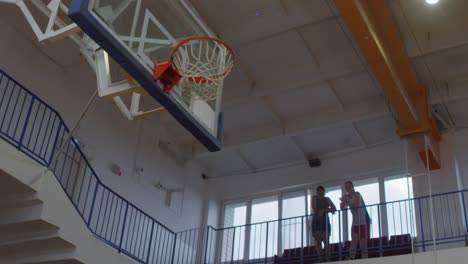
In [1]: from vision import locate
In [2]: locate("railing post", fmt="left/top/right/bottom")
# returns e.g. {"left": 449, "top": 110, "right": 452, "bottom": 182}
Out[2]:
{"left": 300, "top": 216, "right": 304, "bottom": 264}
{"left": 17, "top": 97, "right": 35, "bottom": 150}
{"left": 231, "top": 228, "right": 236, "bottom": 264}
{"left": 461, "top": 192, "right": 468, "bottom": 237}
{"left": 146, "top": 221, "right": 155, "bottom": 264}
{"left": 338, "top": 211, "right": 342, "bottom": 260}
{"left": 48, "top": 122, "right": 63, "bottom": 166}
{"left": 265, "top": 222, "right": 269, "bottom": 264}
{"left": 118, "top": 203, "right": 129, "bottom": 253}
{"left": 378, "top": 205, "right": 383, "bottom": 257}
{"left": 171, "top": 233, "right": 178, "bottom": 264}
{"left": 204, "top": 227, "right": 210, "bottom": 264}
{"left": 417, "top": 198, "right": 426, "bottom": 252}
{"left": 87, "top": 182, "right": 100, "bottom": 228}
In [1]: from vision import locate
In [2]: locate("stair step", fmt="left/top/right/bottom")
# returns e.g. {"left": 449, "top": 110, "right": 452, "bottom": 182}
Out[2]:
{"left": 0, "top": 220, "right": 59, "bottom": 245}
{"left": 0, "top": 237, "right": 76, "bottom": 264}
{"left": 0, "top": 199, "right": 44, "bottom": 224}
{"left": 0, "top": 169, "right": 36, "bottom": 196}
{"left": 26, "top": 260, "right": 84, "bottom": 264}
{"left": 0, "top": 198, "right": 43, "bottom": 209}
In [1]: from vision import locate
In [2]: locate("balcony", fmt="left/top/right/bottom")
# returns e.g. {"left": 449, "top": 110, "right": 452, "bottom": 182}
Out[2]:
{"left": 205, "top": 190, "right": 468, "bottom": 263}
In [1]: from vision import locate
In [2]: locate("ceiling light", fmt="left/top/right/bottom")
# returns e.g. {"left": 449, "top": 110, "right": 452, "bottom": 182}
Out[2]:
{"left": 425, "top": 0, "right": 439, "bottom": 4}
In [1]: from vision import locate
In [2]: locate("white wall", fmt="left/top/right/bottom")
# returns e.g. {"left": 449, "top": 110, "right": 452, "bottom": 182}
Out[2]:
{"left": 209, "top": 140, "right": 408, "bottom": 202}
{"left": 0, "top": 14, "right": 207, "bottom": 232}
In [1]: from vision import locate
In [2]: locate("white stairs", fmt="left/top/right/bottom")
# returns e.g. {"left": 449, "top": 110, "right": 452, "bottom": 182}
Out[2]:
{"left": 0, "top": 170, "right": 83, "bottom": 264}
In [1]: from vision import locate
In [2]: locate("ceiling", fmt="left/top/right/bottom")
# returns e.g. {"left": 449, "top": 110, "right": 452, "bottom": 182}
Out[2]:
{"left": 1, "top": 0, "right": 466, "bottom": 178}
{"left": 185, "top": 0, "right": 398, "bottom": 176}
{"left": 186, "top": 0, "right": 468, "bottom": 177}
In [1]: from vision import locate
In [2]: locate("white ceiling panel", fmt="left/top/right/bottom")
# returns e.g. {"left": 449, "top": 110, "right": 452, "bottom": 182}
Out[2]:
{"left": 353, "top": 115, "right": 397, "bottom": 145}
{"left": 238, "top": 137, "right": 305, "bottom": 169}
{"left": 223, "top": 98, "right": 278, "bottom": 131}
{"left": 413, "top": 45, "right": 468, "bottom": 83}
{"left": 388, "top": 0, "right": 468, "bottom": 57}
{"left": 237, "top": 30, "right": 319, "bottom": 94}
{"left": 299, "top": 18, "right": 363, "bottom": 76}
{"left": 292, "top": 124, "right": 364, "bottom": 156}
{"left": 268, "top": 82, "right": 339, "bottom": 119}
{"left": 331, "top": 72, "right": 382, "bottom": 105}
{"left": 447, "top": 99, "right": 468, "bottom": 127}
{"left": 197, "top": 149, "right": 251, "bottom": 175}
{"left": 222, "top": 66, "right": 253, "bottom": 102}
{"left": 193, "top": 0, "right": 333, "bottom": 46}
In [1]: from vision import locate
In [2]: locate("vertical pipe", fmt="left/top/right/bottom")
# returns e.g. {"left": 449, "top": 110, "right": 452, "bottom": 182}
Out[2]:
{"left": 461, "top": 192, "right": 468, "bottom": 237}
{"left": 300, "top": 216, "right": 304, "bottom": 264}
{"left": 424, "top": 136, "right": 438, "bottom": 255}
{"left": 378, "top": 205, "right": 383, "bottom": 257}
{"left": 338, "top": 211, "right": 342, "bottom": 260}
{"left": 265, "top": 222, "right": 269, "bottom": 263}
{"left": 231, "top": 228, "right": 236, "bottom": 264}
{"left": 204, "top": 227, "right": 210, "bottom": 264}
{"left": 417, "top": 198, "right": 426, "bottom": 252}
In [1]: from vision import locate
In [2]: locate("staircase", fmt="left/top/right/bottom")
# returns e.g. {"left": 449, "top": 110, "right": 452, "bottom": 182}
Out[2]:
{"left": 0, "top": 170, "right": 83, "bottom": 264}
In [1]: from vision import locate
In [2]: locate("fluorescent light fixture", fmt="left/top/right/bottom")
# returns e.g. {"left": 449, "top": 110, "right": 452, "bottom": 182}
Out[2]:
{"left": 426, "top": 0, "right": 439, "bottom": 4}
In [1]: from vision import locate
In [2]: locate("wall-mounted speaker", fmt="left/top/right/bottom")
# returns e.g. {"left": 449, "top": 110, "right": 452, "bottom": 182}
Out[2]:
{"left": 308, "top": 158, "right": 322, "bottom": 168}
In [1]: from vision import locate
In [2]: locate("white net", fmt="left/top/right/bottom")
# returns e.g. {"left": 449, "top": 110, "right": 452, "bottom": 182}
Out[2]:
{"left": 171, "top": 38, "right": 235, "bottom": 101}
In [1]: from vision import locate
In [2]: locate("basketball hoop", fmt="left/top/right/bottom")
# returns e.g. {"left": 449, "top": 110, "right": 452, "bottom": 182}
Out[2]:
{"left": 153, "top": 36, "right": 235, "bottom": 101}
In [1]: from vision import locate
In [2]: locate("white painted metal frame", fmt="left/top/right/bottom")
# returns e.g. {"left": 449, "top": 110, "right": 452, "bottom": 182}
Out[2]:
{"left": 94, "top": 49, "right": 166, "bottom": 120}
{"left": 14, "top": 0, "right": 80, "bottom": 42}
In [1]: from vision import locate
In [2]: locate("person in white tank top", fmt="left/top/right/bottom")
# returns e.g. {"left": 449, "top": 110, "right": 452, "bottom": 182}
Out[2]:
{"left": 340, "top": 181, "right": 371, "bottom": 260}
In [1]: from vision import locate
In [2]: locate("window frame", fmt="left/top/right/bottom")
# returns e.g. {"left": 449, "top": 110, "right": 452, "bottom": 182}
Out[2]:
{"left": 219, "top": 171, "right": 416, "bottom": 262}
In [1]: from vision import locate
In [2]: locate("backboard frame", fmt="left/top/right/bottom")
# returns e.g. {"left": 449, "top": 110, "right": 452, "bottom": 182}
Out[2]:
{"left": 69, "top": 0, "right": 223, "bottom": 151}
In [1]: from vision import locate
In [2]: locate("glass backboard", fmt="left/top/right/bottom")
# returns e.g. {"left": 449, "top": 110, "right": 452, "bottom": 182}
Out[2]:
{"left": 69, "top": 0, "right": 224, "bottom": 151}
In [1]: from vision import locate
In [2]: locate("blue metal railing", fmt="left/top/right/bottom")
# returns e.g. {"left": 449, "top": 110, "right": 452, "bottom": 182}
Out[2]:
{"left": 0, "top": 69, "right": 202, "bottom": 264}
{"left": 205, "top": 190, "right": 468, "bottom": 263}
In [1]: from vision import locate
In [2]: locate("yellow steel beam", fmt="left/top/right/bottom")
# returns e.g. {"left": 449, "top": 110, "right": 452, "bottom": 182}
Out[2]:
{"left": 335, "top": 0, "right": 441, "bottom": 170}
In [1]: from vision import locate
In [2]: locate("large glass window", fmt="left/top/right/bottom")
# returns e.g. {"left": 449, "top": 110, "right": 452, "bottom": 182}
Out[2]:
{"left": 385, "top": 176, "right": 416, "bottom": 237}
{"left": 325, "top": 187, "right": 343, "bottom": 243}
{"left": 346, "top": 178, "right": 381, "bottom": 238}
{"left": 250, "top": 196, "right": 278, "bottom": 259}
{"left": 282, "top": 191, "right": 307, "bottom": 251}
{"left": 222, "top": 203, "right": 247, "bottom": 262}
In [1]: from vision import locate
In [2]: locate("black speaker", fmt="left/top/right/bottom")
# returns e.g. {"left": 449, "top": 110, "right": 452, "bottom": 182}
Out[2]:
{"left": 308, "top": 158, "right": 322, "bottom": 168}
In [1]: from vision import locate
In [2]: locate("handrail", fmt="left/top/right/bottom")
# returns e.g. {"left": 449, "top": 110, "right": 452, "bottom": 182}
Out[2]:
{"left": 0, "top": 69, "right": 190, "bottom": 264}
{"left": 213, "top": 188, "right": 468, "bottom": 231}
{"left": 205, "top": 188, "right": 468, "bottom": 263}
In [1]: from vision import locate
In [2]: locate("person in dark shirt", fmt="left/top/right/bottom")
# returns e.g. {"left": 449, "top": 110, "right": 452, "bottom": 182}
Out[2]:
{"left": 312, "top": 186, "right": 337, "bottom": 262}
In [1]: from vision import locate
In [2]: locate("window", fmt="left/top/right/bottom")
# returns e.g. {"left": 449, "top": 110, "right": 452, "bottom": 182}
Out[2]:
{"left": 347, "top": 178, "right": 381, "bottom": 238}
{"left": 282, "top": 191, "right": 307, "bottom": 219}
{"left": 282, "top": 191, "right": 307, "bottom": 250}
{"left": 385, "top": 176, "right": 416, "bottom": 237}
{"left": 224, "top": 202, "right": 247, "bottom": 228}
{"left": 222, "top": 203, "right": 247, "bottom": 261}
{"left": 250, "top": 196, "right": 278, "bottom": 259}
{"left": 325, "top": 187, "right": 343, "bottom": 243}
